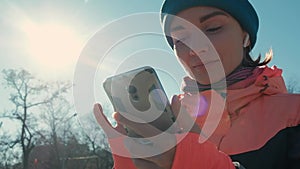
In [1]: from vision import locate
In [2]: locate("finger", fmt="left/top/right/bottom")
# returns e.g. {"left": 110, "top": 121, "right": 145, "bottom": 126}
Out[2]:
{"left": 93, "top": 103, "right": 110, "bottom": 127}
{"left": 115, "top": 112, "right": 162, "bottom": 138}
{"left": 93, "top": 103, "right": 126, "bottom": 138}
{"left": 171, "top": 95, "right": 201, "bottom": 133}
{"left": 171, "top": 95, "right": 191, "bottom": 129}
{"left": 112, "top": 112, "right": 127, "bottom": 134}
{"left": 171, "top": 95, "right": 181, "bottom": 118}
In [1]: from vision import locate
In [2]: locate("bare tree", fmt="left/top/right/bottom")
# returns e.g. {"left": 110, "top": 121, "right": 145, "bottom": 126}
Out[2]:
{"left": 0, "top": 131, "right": 20, "bottom": 169}
{"left": 78, "top": 103, "right": 113, "bottom": 169}
{"left": 39, "top": 88, "right": 76, "bottom": 169}
{"left": 1, "top": 69, "right": 70, "bottom": 169}
{"left": 85, "top": 118, "right": 110, "bottom": 169}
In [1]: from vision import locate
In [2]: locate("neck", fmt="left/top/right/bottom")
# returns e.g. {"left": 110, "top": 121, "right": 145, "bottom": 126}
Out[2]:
{"left": 182, "top": 64, "right": 256, "bottom": 93}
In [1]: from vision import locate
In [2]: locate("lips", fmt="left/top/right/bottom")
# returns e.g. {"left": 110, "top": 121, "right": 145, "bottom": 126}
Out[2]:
{"left": 192, "top": 60, "right": 219, "bottom": 69}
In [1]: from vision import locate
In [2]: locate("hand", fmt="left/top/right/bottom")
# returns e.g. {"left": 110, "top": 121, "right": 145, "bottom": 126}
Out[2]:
{"left": 172, "top": 94, "right": 201, "bottom": 134}
{"left": 113, "top": 109, "right": 177, "bottom": 169}
{"left": 93, "top": 95, "right": 201, "bottom": 169}
{"left": 93, "top": 103, "right": 173, "bottom": 169}
{"left": 93, "top": 103, "right": 127, "bottom": 139}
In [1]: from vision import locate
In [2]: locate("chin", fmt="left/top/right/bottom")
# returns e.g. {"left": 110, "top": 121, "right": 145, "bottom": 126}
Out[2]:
{"left": 193, "top": 72, "right": 226, "bottom": 85}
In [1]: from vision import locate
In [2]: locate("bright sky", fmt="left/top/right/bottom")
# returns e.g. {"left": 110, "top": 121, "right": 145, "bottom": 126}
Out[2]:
{"left": 1, "top": 0, "right": 299, "bottom": 80}
{"left": 1, "top": 0, "right": 300, "bottom": 131}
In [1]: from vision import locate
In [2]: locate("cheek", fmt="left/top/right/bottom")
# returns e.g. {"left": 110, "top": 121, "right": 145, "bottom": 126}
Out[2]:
{"left": 174, "top": 47, "right": 191, "bottom": 65}
{"left": 175, "top": 51, "right": 203, "bottom": 80}
{"left": 210, "top": 35, "right": 244, "bottom": 75}
{"left": 177, "top": 57, "right": 194, "bottom": 76}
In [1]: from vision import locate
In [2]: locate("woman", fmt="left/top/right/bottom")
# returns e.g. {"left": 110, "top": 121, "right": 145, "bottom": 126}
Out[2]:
{"left": 94, "top": 0, "right": 300, "bottom": 168}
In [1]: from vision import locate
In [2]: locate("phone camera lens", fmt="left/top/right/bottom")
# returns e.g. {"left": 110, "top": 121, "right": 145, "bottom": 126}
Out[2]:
{"left": 128, "top": 85, "right": 137, "bottom": 94}
{"left": 132, "top": 95, "right": 139, "bottom": 101}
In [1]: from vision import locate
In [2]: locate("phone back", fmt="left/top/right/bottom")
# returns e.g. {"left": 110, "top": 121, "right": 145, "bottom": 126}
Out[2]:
{"left": 103, "top": 66, "right": 175, "bottom": 136}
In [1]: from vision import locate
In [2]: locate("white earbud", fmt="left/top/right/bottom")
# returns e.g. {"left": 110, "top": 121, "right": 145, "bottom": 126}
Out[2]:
{"left": 243, "top": 34, "right": 250, "bottom": 48}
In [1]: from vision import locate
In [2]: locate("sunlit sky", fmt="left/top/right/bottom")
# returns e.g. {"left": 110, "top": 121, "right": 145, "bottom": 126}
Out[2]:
{"left": 1, "top": 0, "right": 300, "bottom": 126}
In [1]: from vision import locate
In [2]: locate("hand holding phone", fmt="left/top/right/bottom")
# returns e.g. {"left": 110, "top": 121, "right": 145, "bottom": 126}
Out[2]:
{"left": 103, "top": 66, "right": 175, "bottom": 138}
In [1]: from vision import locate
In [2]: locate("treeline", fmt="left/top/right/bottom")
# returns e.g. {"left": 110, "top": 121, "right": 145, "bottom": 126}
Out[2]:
{"left": 0, "top": 69, "right": 113, "bottom": 169}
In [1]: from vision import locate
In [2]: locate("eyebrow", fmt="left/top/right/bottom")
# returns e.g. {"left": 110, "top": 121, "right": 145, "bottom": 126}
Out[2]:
{"left": 171, "top": 25, "right": 185, "bottom": 32}
{"left": 170, "top": 11, "right": 228, "bottom": 32}
{"left": 199, "top": 11, "right": 228, "bottom": 23}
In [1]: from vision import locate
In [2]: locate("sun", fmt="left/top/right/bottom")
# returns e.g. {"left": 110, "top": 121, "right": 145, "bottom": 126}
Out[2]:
{"left": 21, "top": 20, "right": 83, "bottom": 75}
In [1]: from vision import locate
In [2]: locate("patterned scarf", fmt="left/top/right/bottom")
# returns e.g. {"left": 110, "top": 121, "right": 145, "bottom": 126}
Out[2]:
{"left": 182, "top": 65, "right": 256, "bottom": 93}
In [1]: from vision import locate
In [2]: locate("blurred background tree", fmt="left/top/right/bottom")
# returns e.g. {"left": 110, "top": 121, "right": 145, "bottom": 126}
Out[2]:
{"left": 0, "top": 68, "right": 113, "bottom": 169}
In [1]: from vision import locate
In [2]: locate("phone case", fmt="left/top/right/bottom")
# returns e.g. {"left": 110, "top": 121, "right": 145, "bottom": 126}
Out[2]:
{"left": 103, "top": 66, "right": 175, "bottom": 137}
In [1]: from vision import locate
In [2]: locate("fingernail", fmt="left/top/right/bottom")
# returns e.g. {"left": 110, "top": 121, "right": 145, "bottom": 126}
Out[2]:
{"left": 172, "top": 95, "right": 179, "bottom": 102}
{"left": 113, "top": 112, "right": 123, "bottom": 122}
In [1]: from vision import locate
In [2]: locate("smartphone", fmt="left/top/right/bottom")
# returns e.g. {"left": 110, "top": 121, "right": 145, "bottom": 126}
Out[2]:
{"left": 103, "top": 66, "right": 175, "bottom": 137}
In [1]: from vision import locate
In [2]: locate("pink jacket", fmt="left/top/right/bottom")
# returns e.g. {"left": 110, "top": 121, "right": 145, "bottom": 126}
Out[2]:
{"left": 109, "top": 66, "right": 300, "bottom": 169}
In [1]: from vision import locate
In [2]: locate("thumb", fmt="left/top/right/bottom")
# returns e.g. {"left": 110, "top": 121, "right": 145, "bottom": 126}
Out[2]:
{"left": 171, "top": 95, "right": 181, "bottom": 119}
{"left": 171, "top": 95, "right": 200, "bottom": 133}
{"left": 93, "top": 103, "right": 126, "bottom": 138}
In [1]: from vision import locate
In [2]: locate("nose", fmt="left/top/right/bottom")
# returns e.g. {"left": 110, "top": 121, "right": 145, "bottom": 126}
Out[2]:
{"left": 188, "top": 46, "right": 208, "bottom": 58}
{"left": 187, "top": 30, "right": 210, "bottom": 58}
{"left": 189, "top": 49, "right": 197, "bottom": 57}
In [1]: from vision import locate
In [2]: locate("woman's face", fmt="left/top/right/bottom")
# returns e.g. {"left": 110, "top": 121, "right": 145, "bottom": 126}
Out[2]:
{"left": 170, "top": 6, "right": 247, "bottom": 84}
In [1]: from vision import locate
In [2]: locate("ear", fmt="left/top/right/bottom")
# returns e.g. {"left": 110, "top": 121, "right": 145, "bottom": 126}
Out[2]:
{"left": 243, "top": 34, "right": 250, "bottom": 48}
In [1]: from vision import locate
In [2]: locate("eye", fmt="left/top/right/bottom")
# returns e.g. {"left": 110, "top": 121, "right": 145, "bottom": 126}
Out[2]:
{"left": 206, "top": 26, "right": 222, "bottom": 33}
{"left": 174, "top": 38, "right": 186, "bottom": 47}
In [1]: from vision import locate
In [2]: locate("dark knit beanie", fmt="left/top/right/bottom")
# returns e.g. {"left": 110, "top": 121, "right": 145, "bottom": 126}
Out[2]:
{"left": 160, "top": 0, "right": 259, "bottom": 50}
